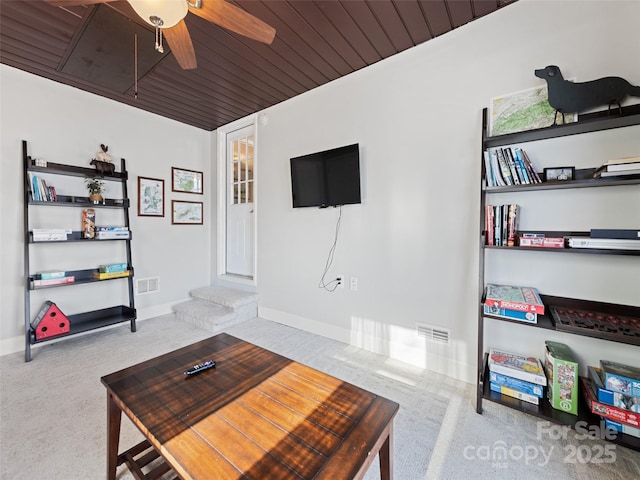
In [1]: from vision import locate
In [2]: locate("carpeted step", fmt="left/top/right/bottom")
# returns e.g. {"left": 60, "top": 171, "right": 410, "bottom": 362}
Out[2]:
{"left": 190, "top": 285, "right": 258, "bottom": 310}
{"left": 173, "top": 299, "right": 242, "bottom": 333}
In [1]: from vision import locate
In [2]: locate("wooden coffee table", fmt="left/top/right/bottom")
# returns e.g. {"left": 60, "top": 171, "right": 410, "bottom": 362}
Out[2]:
{"left": 101, "top": 333, "right": 399, "bottom": 480}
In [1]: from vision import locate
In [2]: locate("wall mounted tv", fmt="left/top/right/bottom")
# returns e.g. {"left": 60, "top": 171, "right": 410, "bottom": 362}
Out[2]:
{"left": 290, "top": 143, "right": 361, "bottom": 208}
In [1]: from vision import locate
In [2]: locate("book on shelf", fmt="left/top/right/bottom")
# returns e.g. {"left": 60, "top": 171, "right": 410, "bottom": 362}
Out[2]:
{"left": 600, "top": 360, "right": 640, "bottom": 397}
{"left": 544, "top": 341, "right": 578, "bottom": 415}
{"left": 581, "top": 377, "right": 640, "bottom": 427}
{"left": 567, "top": 237, "right": 640, "bottom": 250}
{"left": 605, "top": 155, "right": 640, "bottom": 166}
{"left": 483, "top": 304, "right": 537, "bottom": 324}
{"left": 590, "top": 229, "right": 640, "bottom": 240}
{"left": 489, "top": 150, "right": 506, "bottom": 186}
{"left": 96, "top": 226, "right": 128, "bottom": 231}
{"left": 490, "top": 382, "right": 539, "bottom": 405}
{"left": 93, "top": 270, "right": 130, "bottom": 280}
{"left": 484, "top": 284, "right": 545, "bottom": 315}
{"left": 484, "top": 147, "right": 542, "bottom": 187}
{"left": 504, "top": 148, "right": 521, "bottom": 185}
{"left": 488, "top": 371, "right": 544, "bottom": 397}
{"left": 594, "top": 168, "right": 640, "bottom": 178}
{"left": 506, "top": 204, "right": 518, "bottom": 247}
{"left": 485, "top": 205, "right": 495, "bottom": 246}
{"left": 588, "top": 366, "right": 640, "bottom": 410}
{"left": 605, "top": 161, "right": 640, "bottom": 172}
{"left": 35, "top": 270, "right": 66, "bottom": 280}
{"left": 518, "top": 236, "right": 565, "bottom": 248}
{"left": 95, "top": 231, "right": 130, "bottom": 240}
{"left": 486, "top": 204, "right": 519, "bottom": 247}
{"left": 495, "top": 148, "right": 514, "bottom": 185}
{"left": 99, "top": 262, "right": 128, "bottom": 273}
{"left": 488, "top": 347, "right": 547, "bottom": 386}
{"left": 32, "top": 276, "right": 75, "bottom": 287}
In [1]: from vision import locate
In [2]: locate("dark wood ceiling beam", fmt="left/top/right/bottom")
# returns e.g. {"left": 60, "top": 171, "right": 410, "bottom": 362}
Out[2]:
{"left": 419, "top": 1, "right": 453, "bottom": 37}
{"left": 340, "top": 1, "right": 397, "bottom": 59}
{"left": 237, "top": 1, "right": 334, "bottom": 85}
{"left": 366, "top": 0, "right": 414, "bottom": 53}
{"left": 446, "top": 0, "right": 474, "bottom": 28}
{"left": 270, "top": 0, "right": 353, "bottom": 77}
{"left": 288, "top": 1, "right": 367, "bottom": 71}
{"left": 393, "top": 0, "right": 433, "bottom": 45}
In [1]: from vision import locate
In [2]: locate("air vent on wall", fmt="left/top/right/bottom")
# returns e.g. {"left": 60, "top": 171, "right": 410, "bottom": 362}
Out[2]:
{"left": 416, "top": 322, "right": 450, "bottom": 345}
{"left": 136, "top": 277, "right": 159, "bottom": 295}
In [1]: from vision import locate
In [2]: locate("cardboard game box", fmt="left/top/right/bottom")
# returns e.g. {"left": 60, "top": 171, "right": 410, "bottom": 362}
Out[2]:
{"left": 544, "top": 341, "right": 578, "bottom": 415}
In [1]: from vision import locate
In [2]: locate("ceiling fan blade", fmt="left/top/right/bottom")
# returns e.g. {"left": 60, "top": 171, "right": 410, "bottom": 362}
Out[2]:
{"left": 44, "top": 0, "right": 114, "bottom": 6}
{"left": 164, "top": 19, "right": 197, "bottom": 70}
{"left": 189, "top": 0, "right": 276, "bottom": 45}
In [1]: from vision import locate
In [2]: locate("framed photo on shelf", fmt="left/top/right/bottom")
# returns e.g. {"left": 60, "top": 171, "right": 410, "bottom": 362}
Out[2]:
{"left": 172, "top": 167, "right": 203, "bottom": 194}
{"left": 172, "top": 200, "right": 203, "bottom": 225}
{"left": 138, "top": 176, "right": 164, "bottom": 216}
{"left": 544, "top": 166, "right": 575, "bottom": 182}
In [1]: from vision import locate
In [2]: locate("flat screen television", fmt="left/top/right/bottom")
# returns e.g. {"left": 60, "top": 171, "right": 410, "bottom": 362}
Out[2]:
{"left": 290, "top": 143, "right": 361, "bottom": 208}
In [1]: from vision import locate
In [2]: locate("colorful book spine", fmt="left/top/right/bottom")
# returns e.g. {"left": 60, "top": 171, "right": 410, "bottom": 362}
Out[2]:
{"left": 490, "top": 382, "right": 539, "bottom": 405}
{"left": 489, "top": 371, "right": 544, "bottom": 397}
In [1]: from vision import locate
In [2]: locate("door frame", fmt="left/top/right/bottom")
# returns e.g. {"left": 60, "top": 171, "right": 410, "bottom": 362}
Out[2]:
{"left": 216, "top": 115, "right": 258, "bottom": 286}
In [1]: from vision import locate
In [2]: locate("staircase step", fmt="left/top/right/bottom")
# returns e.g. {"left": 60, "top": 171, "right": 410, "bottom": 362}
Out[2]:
{"left": 173, "top": 299, "right": 239, "bottom": 333}
{"left": 190, "top": 285, "right": 258, "bottom": 309}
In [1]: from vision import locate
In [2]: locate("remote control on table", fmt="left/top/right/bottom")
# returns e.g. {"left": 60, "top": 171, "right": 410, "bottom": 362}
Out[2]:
{"left": 184, "top": 360, "right": 216, "bottom": 376}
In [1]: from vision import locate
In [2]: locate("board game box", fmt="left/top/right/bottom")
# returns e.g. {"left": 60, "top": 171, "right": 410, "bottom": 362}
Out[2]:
{"left": 488, "top": 348, "right": 547, "bottom": 386}
{"left": 600, "top": 360, "right": 640, "bottom": 397}
{"left": 483, "top": 304, "right": 537, "bottom": 324}
{"left": 588, "top": 366, "right": 640, "bottom": 411}
{"left": 544, "top": 341, "right": 578, "bottom": 415}
{"left": 484, "top": 284, "right": 545, "bottom": 315}
{"left": 489, "top": 371, "right": 544, "bottom": 397}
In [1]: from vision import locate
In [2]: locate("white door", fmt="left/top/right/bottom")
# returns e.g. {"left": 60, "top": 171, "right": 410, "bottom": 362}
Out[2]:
{"left": 226, "top": 125, "right": 255, "bottom": 277}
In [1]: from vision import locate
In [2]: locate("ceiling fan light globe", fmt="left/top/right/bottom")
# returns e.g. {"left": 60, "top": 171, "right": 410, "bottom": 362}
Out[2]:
{"left": 129, "top": 0, "right": 188, "bottom": 29}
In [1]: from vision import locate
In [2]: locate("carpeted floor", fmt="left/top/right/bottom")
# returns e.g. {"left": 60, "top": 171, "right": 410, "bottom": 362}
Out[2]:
{"left": 1, "top": 315, "right": 638, "bottom": 479}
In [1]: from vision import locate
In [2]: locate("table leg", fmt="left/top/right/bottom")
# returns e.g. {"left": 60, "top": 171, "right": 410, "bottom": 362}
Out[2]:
{"left": 379, "top": 423, "right": 393, "bottom": 480}
{"left": 107, "top": 393, "right": 122, "bottom": 480}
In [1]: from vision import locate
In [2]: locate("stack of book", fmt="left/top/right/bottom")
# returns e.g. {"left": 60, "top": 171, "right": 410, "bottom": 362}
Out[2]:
{"left": 584, "top": 361, "right": 640, "bottom": 439}
{"left": 93, "top": 262, "right": 130, "bottom": 280}
{"left": 484, "top": 283, "right": 544, "bottom": 324}
{"left": 96, "top": 226, "right": 130, "bottom": 240}
{"left": 484, "top": 147, "right": 542, "bottom": 187}
{"left": 488, "top": 347, "right": 547, "bottom": 405}
{"left": 593, "top": 155, "right": 640, "bottom": 178}
{"left": 518, "top": 233, "right": 565, "bottom": 249}
{"left": 32, "top": 228, "right": 71, "bottom": 242}
{"left": 32, "top": 270, "right": 75, "bottom": 287}
{"left": 566, "top": 229, "right": 640, "bottom": 251}
{"left": 485, "top": 204, "right": 518, "bottom": 247}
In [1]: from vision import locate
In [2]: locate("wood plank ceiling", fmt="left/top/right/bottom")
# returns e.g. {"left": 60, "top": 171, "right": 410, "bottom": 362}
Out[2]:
{"left": 1, "top": 1, "right": 516, "bottom": 131}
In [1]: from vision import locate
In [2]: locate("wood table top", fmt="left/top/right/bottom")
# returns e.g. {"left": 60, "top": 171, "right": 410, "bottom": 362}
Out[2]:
{"left": 102, "top": 333, "right": 399, "bottom": 480}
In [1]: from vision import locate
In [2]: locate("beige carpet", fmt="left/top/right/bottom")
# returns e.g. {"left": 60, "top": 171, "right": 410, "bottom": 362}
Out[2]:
{"left": 1, "top": 315, "right": 638, "bottom": 479}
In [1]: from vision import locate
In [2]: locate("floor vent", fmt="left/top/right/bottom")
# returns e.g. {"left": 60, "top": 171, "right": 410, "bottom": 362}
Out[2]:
{"left": 136, "top": 277, "right": 160, "bottom": 295}
{"left": 416, "top": 322, "right": 450, "bottom": 345}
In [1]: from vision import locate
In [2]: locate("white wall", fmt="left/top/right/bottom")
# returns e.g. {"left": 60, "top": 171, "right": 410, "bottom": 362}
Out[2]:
{"left": 253, "top": 0, "right": 640, "bottom": 383}
{"left": 0, "top": 66, "right": 211, "bottom": 354}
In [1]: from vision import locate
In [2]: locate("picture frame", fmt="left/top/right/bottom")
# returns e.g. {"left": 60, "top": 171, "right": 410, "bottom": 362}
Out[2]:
{"left": 490, "top": 83, "right": 578, "bottom": 136}
{"left": 172, "top": 200, "right": 203, "bottom": 225}
{"left": 172, "top": 167, "right": 203, "bottom": 194}
{"left": 544, "top": 166, "right": 575, "bottom": 182}
{"left": 138, "top": 176, "right": 164, "bottom": 216}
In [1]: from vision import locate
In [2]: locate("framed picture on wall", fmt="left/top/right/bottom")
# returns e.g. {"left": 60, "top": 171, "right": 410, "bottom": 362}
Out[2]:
{"left": 172, "top": 167, "right": 203, "bottom": 194}
{"left": 172, "top": 200, "right": 203, "bottom": 225}
{"left": 138, "top": 176, "right": 164, "bottom": 216}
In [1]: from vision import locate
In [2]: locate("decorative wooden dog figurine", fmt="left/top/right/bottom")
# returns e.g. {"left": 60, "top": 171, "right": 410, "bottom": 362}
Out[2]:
{"left": 534, "top": 65, "right": 640, "bottom": 124}
{"left": 90, "top": 144, "right": 115, "bottom": 175}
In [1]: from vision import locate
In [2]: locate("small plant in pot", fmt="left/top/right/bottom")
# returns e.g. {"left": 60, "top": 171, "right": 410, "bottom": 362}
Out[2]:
{"left": 85, "top": 176, "right": 105, "bottom": 204}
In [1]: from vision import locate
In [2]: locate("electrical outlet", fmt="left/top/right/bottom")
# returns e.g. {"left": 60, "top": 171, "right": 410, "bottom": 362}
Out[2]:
{"left": 336, "top": 275, "right": 344, "bottom": 288}
{"left": 350, "top": 276, "right": 358, "bottom": 291}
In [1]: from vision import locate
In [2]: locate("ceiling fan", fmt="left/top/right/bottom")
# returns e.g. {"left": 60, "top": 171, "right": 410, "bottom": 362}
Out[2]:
{"left": 45, "top": 0, "right": 276, "bottom": 70}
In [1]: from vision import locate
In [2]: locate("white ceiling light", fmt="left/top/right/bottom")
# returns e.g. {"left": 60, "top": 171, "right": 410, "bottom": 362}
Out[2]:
{"left": 129, "top": 0, "right": 189, "bottom": 29}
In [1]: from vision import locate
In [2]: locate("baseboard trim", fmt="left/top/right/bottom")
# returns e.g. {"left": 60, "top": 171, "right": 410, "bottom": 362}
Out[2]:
{"left": 258, "top": 306, "right": 475, "bottom": 384}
